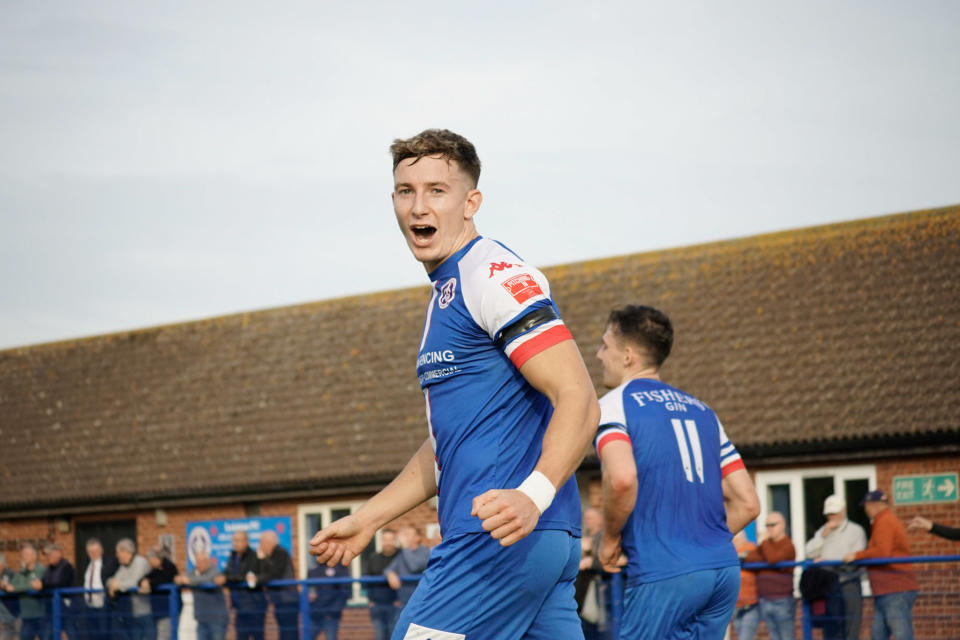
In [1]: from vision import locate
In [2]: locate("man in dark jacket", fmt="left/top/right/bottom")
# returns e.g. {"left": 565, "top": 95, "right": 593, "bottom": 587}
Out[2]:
{"left": 363, "top": 530, "right": 398, "bottom": 640}
{"left": 307, "top": 563, "right": 350, "bottom": 640}
{"left": 139, "top": 547, "right": 179, "bottom": 640}
{"left": 222, "top": 531, "right": 266, "bottom": 640}
{"left": 42, "top": 544, "right": 77, "bottom": 639}
{"left": 77, "top": 538, "right": 118, "bottom": 640}
{"left": 255, "top": 532, "right": 297, "bottom": 640}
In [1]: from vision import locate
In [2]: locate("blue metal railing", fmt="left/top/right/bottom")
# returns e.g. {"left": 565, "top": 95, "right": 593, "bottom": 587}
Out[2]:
{"left": 2, "top": 556, "right": 958, "bottom": 640}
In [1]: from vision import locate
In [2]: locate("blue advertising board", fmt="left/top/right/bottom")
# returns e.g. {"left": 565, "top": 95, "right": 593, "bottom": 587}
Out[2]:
{"left": 185, "top": 516, "right": 293, "bottom": 571}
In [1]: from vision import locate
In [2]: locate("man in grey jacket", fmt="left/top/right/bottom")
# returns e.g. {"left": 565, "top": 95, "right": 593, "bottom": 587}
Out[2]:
{"left": 175, "top": 551, "right": 228, "bottom": 640}
{"left": 108, "top": 539, "right": 153, "bottom": 640}
{"left": 384, "top": 526, "right": 430, "bottom": 609}
{"left": 2, "top": 544, "right": 47, "bottom": 640}
{"left": 805, "top": 495, "right": 867, "bottom": 640}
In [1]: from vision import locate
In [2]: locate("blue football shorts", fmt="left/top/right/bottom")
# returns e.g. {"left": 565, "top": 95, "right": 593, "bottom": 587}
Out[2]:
{"left": 392, "top": 528, "right": 583, "bottom": 640}
{"left": 618, "top": 565, "right": 740, "bottom": 640}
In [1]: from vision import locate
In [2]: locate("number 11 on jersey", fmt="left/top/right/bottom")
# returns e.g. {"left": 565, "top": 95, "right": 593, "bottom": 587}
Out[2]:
{"left": 671, "top": 418, "right": 704, "bottom": 484}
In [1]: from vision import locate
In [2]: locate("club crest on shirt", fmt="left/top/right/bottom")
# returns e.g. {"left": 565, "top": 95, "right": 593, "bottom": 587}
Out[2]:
{"left": 438, "top": 277, "right": 457, "bottom": 309}
{"left": 500, "top": 273, "right": 543, "bottom": 304}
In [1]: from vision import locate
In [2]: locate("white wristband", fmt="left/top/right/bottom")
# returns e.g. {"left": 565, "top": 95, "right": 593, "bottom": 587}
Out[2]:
{"left": 517, "top": 471, "right": 556, "bottom": 514}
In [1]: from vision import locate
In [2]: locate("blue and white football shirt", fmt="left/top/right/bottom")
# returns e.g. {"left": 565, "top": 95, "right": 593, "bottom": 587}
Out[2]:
{"left": 416, "top": 236, "right": 581, "bottom": 538}
{"left": 595, "top": 378, "right": 744, "bottom": 586}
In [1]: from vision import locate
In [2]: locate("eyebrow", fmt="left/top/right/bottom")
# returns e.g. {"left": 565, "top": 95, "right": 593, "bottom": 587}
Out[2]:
{"left": 394, "top": 181, "right": 452, "bottom": 190}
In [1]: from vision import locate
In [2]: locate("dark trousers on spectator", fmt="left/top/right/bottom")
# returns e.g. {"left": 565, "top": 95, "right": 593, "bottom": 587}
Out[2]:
{"left": 235, "top": 610, "right": 265, "bottom": 640}
{"left": 273, "top": 603, "right": 299, "bottom": 640}
{"left": 369, "top": 604, "right": 397, "bottom": 640}
{"left": 309, "top": 612, "right": 341, "bottom": 640}
{"left": 78, "top": 604, "right": 111, "bottom": 640}
{"left": 19, "top": 618, "right": 49, "bottom": 640}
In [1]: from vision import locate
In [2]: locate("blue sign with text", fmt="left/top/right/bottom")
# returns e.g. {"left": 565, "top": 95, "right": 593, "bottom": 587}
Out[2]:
{"left": 185, "top": 516, "right": 292, "bottom": 571}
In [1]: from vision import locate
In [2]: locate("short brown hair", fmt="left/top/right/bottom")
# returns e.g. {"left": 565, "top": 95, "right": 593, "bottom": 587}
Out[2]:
{"left": 608, "top": 305, "right": 674, "bottom": 367}
{"left": 390, "top": 129, "right": 481, "bottom": 187}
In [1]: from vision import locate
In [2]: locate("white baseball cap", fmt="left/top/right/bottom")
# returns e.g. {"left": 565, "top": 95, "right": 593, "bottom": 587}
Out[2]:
{"left": 823, "top": 494, "right": 846, "bottom": 515}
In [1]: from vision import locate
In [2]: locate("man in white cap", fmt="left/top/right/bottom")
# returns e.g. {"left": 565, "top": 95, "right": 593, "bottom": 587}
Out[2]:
{"left": 805, "top": 495, "right": 867, "bottom": 640}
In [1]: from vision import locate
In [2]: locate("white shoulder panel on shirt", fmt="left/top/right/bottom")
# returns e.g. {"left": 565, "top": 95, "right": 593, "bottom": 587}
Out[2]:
{"left": 458, "top": 238, "right": 551, "bottom": 339}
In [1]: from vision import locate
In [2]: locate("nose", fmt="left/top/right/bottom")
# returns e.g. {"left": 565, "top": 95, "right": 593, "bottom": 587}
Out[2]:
{"left": 412, "top": 190, "right": 430, "bottom": 217}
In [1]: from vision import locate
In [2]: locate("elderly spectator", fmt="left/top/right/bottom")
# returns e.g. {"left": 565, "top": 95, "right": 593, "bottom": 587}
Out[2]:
{"left": 107, "top": 539, "right": 153, "bottom": 640}
{"left": 78, "top": 538, "right": 117, "bottom": 640}
{"left": 174, "top": 551, "right": 227, "bottom": 640}
{"left": 307, "top": 561, "right": 350, "bottom": 640}
{"left": 41, "top": 544, "right": 77, "bottom": 640}
{"left": 0, "top": 554, "right": 19, "bottom": 640}
{"left": 843, "top": 490, "right": 918, "bottom": 640}
{"left": 384, "top": 526, "right": 430, "bottom": 611}
{"left": 805, "top": 495, "right": 867, "bottom": 640}
{"left": 364, "top": 530, "right": 398, "bottom": 640}
{"left": 138, "top": 547, "right": 178, "bottom": 640}
{"left": 2, "top": 544, "right": 47, "bottom": 640}
{"left": 746, "top": 511, "right": 796, "bottom": 640}
{"left": 254, "top": 532, "right": 297, "bottom": 640}
{"left": 222, "top": 531, "right": 266, "bottom": 640}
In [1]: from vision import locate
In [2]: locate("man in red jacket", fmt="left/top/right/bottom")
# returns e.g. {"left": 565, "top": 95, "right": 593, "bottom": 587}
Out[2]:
{"left": 843, "top": 490, "right": 918, "bottom": 640}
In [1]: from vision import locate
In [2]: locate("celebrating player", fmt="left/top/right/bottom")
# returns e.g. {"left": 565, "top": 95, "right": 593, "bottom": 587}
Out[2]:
{"left": 309, "top": 129, "right": 599, "bottom": 639}
{"left": 594, "top": 305, "right": 760, "bottom": 639}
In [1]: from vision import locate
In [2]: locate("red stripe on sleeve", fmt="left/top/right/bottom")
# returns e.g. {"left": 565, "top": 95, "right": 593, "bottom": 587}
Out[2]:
{"left": 508, "top": 324, "right": 573, "bottom": 369}
{"left": 597, "top": 431, "right": 632, "bottom": 456}
{"left": 721, "top": 458, "right": 746, "bottom": 477}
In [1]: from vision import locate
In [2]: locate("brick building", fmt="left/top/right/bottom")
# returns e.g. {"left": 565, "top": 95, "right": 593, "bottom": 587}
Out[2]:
{"left": 2, "top": 205, "right": 958, "bottom": 637}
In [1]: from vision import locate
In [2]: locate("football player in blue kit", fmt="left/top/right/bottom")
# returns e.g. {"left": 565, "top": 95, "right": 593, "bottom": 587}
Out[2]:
{"left": 594, "top": 305, "right": 760, "bottom": 639}
{"left": 309, "top": 129, "right": 600, "bottom": 640}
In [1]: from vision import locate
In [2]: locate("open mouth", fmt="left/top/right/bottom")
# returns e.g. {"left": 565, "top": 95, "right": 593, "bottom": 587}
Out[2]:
{"left": 411, "top": 224, "right": 437, "bottom": 243}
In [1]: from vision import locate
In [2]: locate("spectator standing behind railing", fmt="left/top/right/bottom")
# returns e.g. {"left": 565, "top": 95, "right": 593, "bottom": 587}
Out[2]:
{"left": 139, "top": 547, "right": 179, "bottom": 640}
{"left": 174, "top": 551, "right": 227, "bottom": 640}
{"left": 254, "top": 532, "right": 298, "bottom": 640}
{"left": 78, "top": 538, "right": 117, "bottom": 640}
{"left": 363, "top": 529, "right": 398, "bottom": 640}
{"left": 908, "top": 516, "right": 960, "bottom": 541}
{"left": 41, "top": 544, "right": 76, "bottom": 640}
{"left": 805, "top": 495, "right": 867, "bottom": 640}
{"left": 732, "top": 530, "right": 759, "bottom": 640}
{"left": 746, "top": 512, "right": 796, "bottom": 640}
{"left": 843, "top": 490, "right": 918, "bottom": 640}
{"left": 2, "top": 544, "right": 47, "bottom": 640}
{"left": 383, "top": 526, "right": 429, "bottom": 612}
{"left": 221, "top": 531, "right": 266, "bottom": 640}
{"left": 307, "top": 562, "right": 350, "bottom": 640}
{"left": 0, "top": 555, "right": 16, "bottom": 640}
{"left": 107, "top": 539, "right": 153, "bottom": 640}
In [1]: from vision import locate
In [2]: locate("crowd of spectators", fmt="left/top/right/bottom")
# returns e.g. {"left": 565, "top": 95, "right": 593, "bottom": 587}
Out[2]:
{"left": 0, "top": 524, "right": 434, "bottom": 640}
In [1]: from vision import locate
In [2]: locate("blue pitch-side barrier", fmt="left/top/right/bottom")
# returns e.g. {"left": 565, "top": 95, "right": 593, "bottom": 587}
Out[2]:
{"left": 2, "top": 555, "right": 958, "bottom": 640}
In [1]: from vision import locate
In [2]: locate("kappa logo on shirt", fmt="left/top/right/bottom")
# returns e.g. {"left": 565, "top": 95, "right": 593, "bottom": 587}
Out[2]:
{"left": 501, "top": 273, "right": 543, "bottom": 303}
{"left": 488, "top": 261, "right": 519, "bottom": 278}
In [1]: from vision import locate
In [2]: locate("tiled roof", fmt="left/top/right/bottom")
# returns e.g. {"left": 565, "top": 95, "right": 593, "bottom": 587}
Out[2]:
{"left": 1, "top": 206, "right": 958, "bottom": 511}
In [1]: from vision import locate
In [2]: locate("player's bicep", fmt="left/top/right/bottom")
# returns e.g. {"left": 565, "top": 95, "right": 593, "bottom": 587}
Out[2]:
{"left": 721, "top": 468, "right": 758, "bottom": 508}
{"left": 517, "top": 338, "right": 593, "bottom": 407}
{"left": 599, "top": 437, "right": 637, "bottom": 493}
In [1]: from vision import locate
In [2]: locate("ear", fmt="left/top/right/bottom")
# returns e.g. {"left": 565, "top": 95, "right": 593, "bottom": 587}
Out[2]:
{"left": 463, "top": 188, "right": 482, "bottom": 221}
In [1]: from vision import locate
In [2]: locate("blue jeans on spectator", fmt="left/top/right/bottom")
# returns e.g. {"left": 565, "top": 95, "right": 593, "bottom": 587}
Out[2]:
{"left": 759, "top": 596, "right": 795, "bottom": 640}
{"left": 195, "top": 622, "right": 226, "bottom": 640}
{"left": 733, "top": 603, "right": 760, "bottom": 640}
{"left": 20, "top": 618, "right": 50, "bottom": 640}
{"left": 369, "top": 604, "right": 397, "bottom": 640}
{"left": 871, "top": 590, "right": 916, "bottom": 640}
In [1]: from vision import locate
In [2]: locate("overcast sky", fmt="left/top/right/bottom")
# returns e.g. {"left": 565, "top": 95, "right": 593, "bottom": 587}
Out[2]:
{"left": 2, "top": 1, "right": 958, "bottom": 350}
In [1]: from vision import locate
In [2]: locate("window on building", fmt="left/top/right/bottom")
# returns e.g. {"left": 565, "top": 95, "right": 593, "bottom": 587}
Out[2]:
{"left": 296, "top": 501, "right": 366, "bottom": 602}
